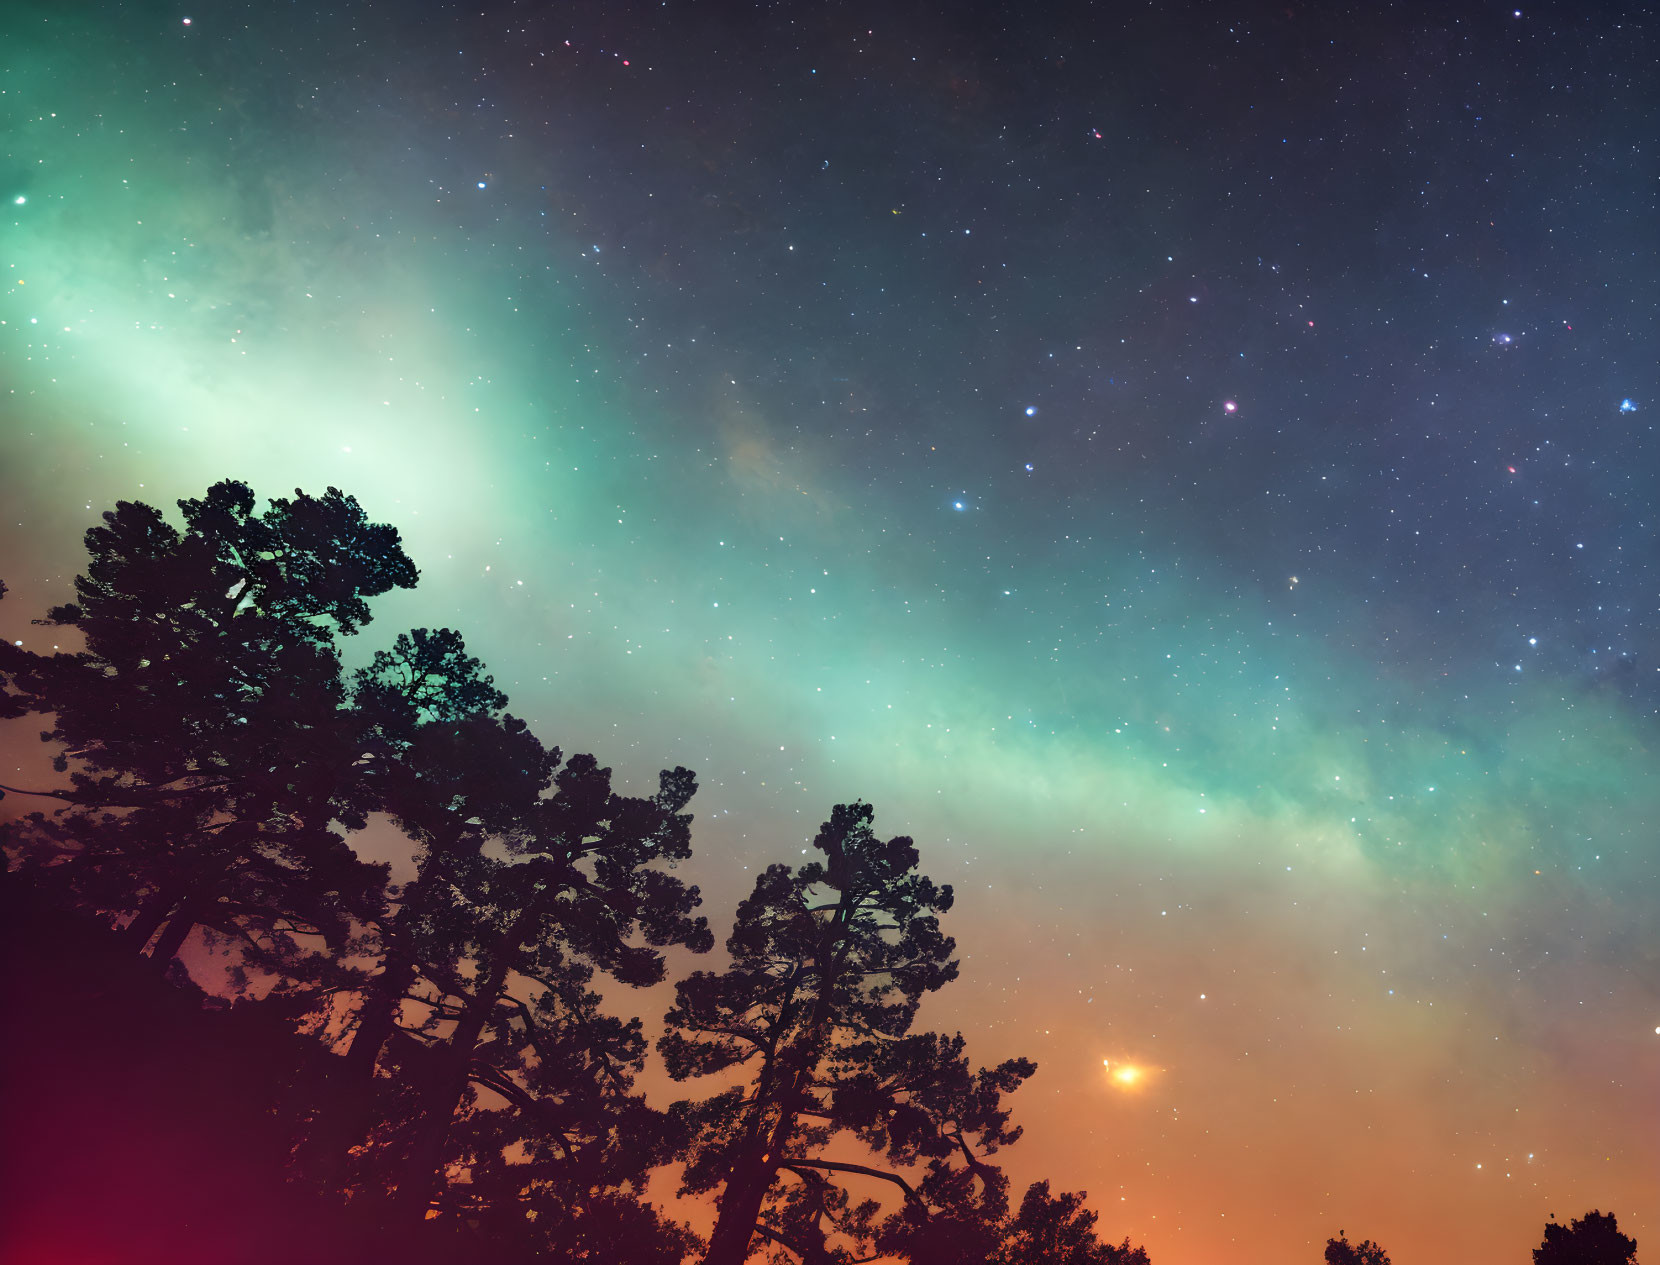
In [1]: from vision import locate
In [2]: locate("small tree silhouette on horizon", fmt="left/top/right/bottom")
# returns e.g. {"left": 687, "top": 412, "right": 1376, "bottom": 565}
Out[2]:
{"left": 1326, "top": 1232, "right": 1391, "bottom": 1265}
{"left": 1535, "top": 1211, "right": 1637, "bottom": 1265}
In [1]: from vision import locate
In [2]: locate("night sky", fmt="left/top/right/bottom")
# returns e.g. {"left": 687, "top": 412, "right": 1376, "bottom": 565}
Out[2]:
{"left": 2, "top": 1, "right": 1658, "bottom": 1261}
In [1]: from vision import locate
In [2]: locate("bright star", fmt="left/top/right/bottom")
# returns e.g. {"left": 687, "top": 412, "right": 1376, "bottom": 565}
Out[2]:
{"left": 1024, "top": 406, "right": 1037, "bottom": 416}
{"left": 1223, "top": 400, "right": 1237, "bottom": 413}
{"left": 1102, "top": 1059, "right": 1146, "bottom": 1089}
{"left": 1619, "top": 398, "right": 1638, "bottom": 413}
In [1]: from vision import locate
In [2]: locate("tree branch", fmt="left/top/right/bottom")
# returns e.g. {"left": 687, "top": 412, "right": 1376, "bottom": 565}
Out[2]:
{"left": 751, "top": 1220, "right": 806, "bottom": 1259}
{"left": 467, "top": 1062, "right": 539, "bottom": 1113}
{"left": 781, "top": 1158, "right": 928, "bottom": 1213}
{"left": 0, "top": 782, "right": 76, "bottom": 801}
{"left": 950, "top": 1129, "right": 999, "bottom": 1185}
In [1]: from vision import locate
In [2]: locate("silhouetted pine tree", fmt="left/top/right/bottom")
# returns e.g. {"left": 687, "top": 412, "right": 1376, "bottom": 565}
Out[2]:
{"left": 0, "top": 482, "right": 413, "bottom": 974}
{"left": 1, "top": 485, "right": 728, "bottom": 1258}
{"left": 285, "top": 627, "right": 552, "bottom": 1190}
{"left": 295, "top": 630, "right": 713, "bottom": 1239}
{"left": 439, "top": 952, "right": 701, "bottom": 1262}
{"left": 385, "top": 757, "right": 711, "bottom": 1221}
{"left": 660, "top": 801, "right": 1034, "bottom": 1265}
{"left": 328, "top": 628, "right": 547, "bottom": 1086}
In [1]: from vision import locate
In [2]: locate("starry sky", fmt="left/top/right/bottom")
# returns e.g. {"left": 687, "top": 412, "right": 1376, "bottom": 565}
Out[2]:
{"left": 2, "top": 1, "right": 1658, "bottom": 1260}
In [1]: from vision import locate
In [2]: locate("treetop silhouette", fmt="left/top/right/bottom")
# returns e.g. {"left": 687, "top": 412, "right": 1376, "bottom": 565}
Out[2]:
{"left": 0, "top": 482, "right": 416, "bottom": 977}
{"left": 1326, "top": 1232, "right": 1391, "bottom": 1265}
{"left": 988, "top": 1181, "right": 1150, "bottom": 1265}
{"left": 663, "top": 800, "right": 1035, "bottom": 1265}
{"left": 1535, "top": 1210, "right": 1638, "bottom": 1265}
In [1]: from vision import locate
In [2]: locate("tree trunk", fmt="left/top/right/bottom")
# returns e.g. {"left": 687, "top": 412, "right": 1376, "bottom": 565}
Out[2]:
{"left": 344, "top": 843, "right": 459, "bottom": 1083}
{"left": 703, "top": 1154, "right": 783, "bottom": 1265}
{"left": 292, "top": 936, "right": 420, "bottom": 1193}
{"left": 299, "top": 864, "right": 443, "bottom": 1192}
{"left": 145, "top": 904, "right": 197, "bottom": 971}
{"left": 703, "top": 890, "right": 860, "bottom": 1265}
{"left": 704, "top": 1084, "right": 807, "bottom": 1265}
{"left": 342, "top": 947, "right": 417, "bottom": 1081}
{"left": 394, "top": 905, "right": 534, "bottom": 1223}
